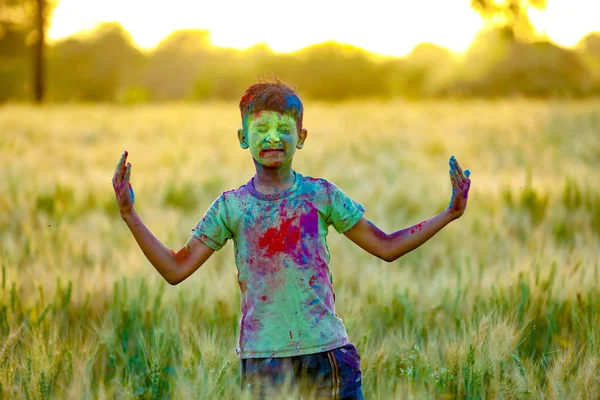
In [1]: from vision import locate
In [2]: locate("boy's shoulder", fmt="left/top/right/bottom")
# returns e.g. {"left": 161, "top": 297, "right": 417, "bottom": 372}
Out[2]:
{"left": 301, "top": 175, "right": 345, "bottom": 195}
{"left": 218, "top": 183, "right": 249, "bottom": 202}
{"left": 300, "top": 174, "right": 331, "bottom": 189}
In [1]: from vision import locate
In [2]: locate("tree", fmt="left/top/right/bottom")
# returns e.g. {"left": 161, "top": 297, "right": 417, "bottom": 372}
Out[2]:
{"left": 399, "top": 43, "right": 456, "bottom": 97}
{"left": 290, "top": 41, "right": 389, "bottom": 100}
{"left": 578, "top": 33, "right": 600, "bottom": 59}
{"left": 576, "top": 33, "right": 600, "bottom": 94}
{"left": 0, "top": 0, "right": 56, "bottom": 103}
{"left": 49, "top": 22, "right": 144, "bottom": 101}
{"left": 144, "top": 29, "right": 213, "bottom": 100}
{"left": 470, "top": 0, "right": 547, "bottom": 42}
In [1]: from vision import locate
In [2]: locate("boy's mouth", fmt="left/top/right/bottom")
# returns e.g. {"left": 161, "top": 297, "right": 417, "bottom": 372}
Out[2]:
{"left": 260, "top": 149, "right": 285, "bottom": 157}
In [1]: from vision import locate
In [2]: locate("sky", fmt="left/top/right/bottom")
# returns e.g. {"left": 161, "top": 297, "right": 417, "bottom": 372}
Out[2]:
{"left": 48, "top": 0, "right": 600, "bottom": 57}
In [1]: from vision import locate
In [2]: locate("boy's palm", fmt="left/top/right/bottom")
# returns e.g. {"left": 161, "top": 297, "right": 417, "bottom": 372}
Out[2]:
{"left": 112, "top": 150, "right": 135, "bottom": 217}
{"left": 447, "top": 155, "right": 471, "bottom": 220}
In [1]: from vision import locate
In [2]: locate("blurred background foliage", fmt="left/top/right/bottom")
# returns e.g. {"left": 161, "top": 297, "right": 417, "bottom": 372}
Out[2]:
{"left": 1, "top": 0, "right": 600, "bottom": 103}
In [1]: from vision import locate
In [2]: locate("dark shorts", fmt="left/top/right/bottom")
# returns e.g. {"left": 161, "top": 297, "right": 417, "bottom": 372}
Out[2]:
{"left": 240, "top": 342, "right": 364, "bottom": 399}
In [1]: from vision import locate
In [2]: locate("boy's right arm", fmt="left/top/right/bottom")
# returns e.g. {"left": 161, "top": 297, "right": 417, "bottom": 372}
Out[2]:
{"left": 121, "top": 210, "right": 215, "bottom": 285}
{"left": 113, "top": 151, "right": 215, "bottom": 285}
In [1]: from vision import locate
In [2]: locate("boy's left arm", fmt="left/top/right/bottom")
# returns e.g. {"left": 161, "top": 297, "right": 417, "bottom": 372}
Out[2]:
{"left": 344, "top": 156, "right": 471, "bottom": 262}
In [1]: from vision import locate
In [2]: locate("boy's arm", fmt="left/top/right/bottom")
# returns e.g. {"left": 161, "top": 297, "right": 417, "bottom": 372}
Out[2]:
{"left": 122, "top": 210, "right": 215, "bottom": 285}
{"left": 113, "top": 151, "right": 214, "bottom": 285}
{"left": 344, "top": 155, "right": 471, "bottom": 263}
{"left": 343, "top": 211, "right": 454, "bottom": 262}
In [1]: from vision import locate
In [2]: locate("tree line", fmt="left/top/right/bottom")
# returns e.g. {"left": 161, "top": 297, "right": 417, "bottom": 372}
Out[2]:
{"left": 1, "top": 0, "right": 600, "bottom": 103}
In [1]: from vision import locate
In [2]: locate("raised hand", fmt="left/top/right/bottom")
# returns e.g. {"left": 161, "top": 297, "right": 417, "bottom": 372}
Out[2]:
{"left": 447, "top": 155, "right": 471, "bottom": 220}
{"left": 112, "top": 150, "right": 135, "bottom": 218}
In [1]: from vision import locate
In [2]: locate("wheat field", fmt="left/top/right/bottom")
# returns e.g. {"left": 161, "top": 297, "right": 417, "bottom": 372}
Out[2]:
{"left": 1, "top": 100, "right": 599, "bottom": 399}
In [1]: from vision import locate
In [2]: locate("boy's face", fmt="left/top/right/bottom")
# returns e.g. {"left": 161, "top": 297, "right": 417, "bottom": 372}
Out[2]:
{"left": 238, "top": 110, "right": 307, "bottom": 169}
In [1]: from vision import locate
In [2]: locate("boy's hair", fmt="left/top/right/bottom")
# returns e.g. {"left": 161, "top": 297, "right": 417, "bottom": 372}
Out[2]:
{"left": 239, "top": 75, "right": 304, "bottom": 133}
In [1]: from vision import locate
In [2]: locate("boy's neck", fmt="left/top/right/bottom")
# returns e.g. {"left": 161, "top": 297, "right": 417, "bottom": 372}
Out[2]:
{"left": 253, "top": 165, "right": 296, "bottom": 194}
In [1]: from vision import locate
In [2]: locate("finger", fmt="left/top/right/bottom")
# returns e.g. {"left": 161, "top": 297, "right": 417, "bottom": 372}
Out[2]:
{"left": 452, "top": 170, "right": 464, "bottom": 192}
{"left": 116, "top": 151, "right": 126, "bottom": 171}
{"left": 449, "top": 156, "right": 464, "bottom": 183}
{"left": 457, "top": 167, "right": 467, "bottom": 185}
{"left": 121, "top": 151, "right": 128, "bottom": 175}
{"left": 112, "top": 172, "right": 120, "bottom": 191}
{"left": 464, "top": 169, "right": 471, "bottom": 178}
{"left": 450, "top": 164, "right": 464, "bottom": 186}
{"left": 114, "top": 152, "right": 126, "bottom": 187}
{"left": 449, "top": 157, "right": 458, "bottom": 184}
{"left": 452, "top": 157, "right": 466, "bottom": 182}
{"left": 123, "top": 162, "right": 132, "bottom": 188}
{"left": 449, "top": 170, "right": 459, "bottom": 189}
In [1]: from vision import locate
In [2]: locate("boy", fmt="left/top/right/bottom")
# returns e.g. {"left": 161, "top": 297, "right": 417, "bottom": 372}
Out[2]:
{"left": 112, "top": 77, "right": 471, "bottom": 399}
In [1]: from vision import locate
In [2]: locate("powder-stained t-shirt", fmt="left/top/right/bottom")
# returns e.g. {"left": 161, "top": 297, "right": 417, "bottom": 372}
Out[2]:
{"left": 191, "top": 171, "right": 366, "bottom": 359}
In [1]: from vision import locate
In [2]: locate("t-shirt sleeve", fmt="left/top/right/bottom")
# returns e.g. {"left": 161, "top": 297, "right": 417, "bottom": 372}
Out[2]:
{"left": 325, "top": 181, "right": 366, "bottom": 234}
{"left": 190, "top": 193, "right": 233, "bottom": 251}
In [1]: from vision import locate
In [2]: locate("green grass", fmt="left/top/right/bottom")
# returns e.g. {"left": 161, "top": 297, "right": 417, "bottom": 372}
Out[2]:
{"left": 0, "top": 100, "right": 599, "bottom": 398}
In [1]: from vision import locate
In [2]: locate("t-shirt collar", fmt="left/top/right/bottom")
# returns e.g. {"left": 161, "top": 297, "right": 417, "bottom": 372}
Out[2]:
{"left": 248, "top": 171, "right": 302, "bottom": 201}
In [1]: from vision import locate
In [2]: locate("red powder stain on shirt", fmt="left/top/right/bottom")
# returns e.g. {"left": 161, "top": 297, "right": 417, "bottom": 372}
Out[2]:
{"left": 289, "top": 330, "right": 293, "bottom": 339}
{"left": 260, "top": 295, "right": 267, "bottom": 301}
{"left": 309, "top": 275, "right": 317, "bottom": 286}
{"left": 258, "top": 215, "right": 301, "bottom": 256}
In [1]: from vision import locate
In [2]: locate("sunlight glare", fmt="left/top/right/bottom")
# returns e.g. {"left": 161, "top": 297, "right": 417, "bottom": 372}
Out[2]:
{"left": 48, "top": 0, "right": 598, "bottom": 56}
{"left": 49, "top": 0, "right": 484, "bottom": 56}
{"left": 528, "top": 0, "right": 600, "bottom": 47}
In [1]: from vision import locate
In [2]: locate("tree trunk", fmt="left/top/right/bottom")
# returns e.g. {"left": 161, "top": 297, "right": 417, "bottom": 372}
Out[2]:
{"left": 34, "top": 0, "right": 45, "bottom": 104}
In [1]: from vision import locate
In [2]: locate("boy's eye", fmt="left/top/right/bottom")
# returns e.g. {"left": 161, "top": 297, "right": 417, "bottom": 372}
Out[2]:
{"left": 255, "top": 126, "right": 290, "bottom": 134}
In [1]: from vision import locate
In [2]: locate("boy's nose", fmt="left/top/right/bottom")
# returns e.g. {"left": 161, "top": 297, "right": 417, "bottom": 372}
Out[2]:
{"left": 265, "top": 132, "right": 281, "bottom": 143}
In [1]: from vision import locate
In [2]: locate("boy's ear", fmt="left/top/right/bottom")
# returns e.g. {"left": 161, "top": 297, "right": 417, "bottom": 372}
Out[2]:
{"left": 238, "top": 128, "right": 249, "bottom": 149}
{"left": 296, "top": 128, "right": 308, "bottom": 149}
